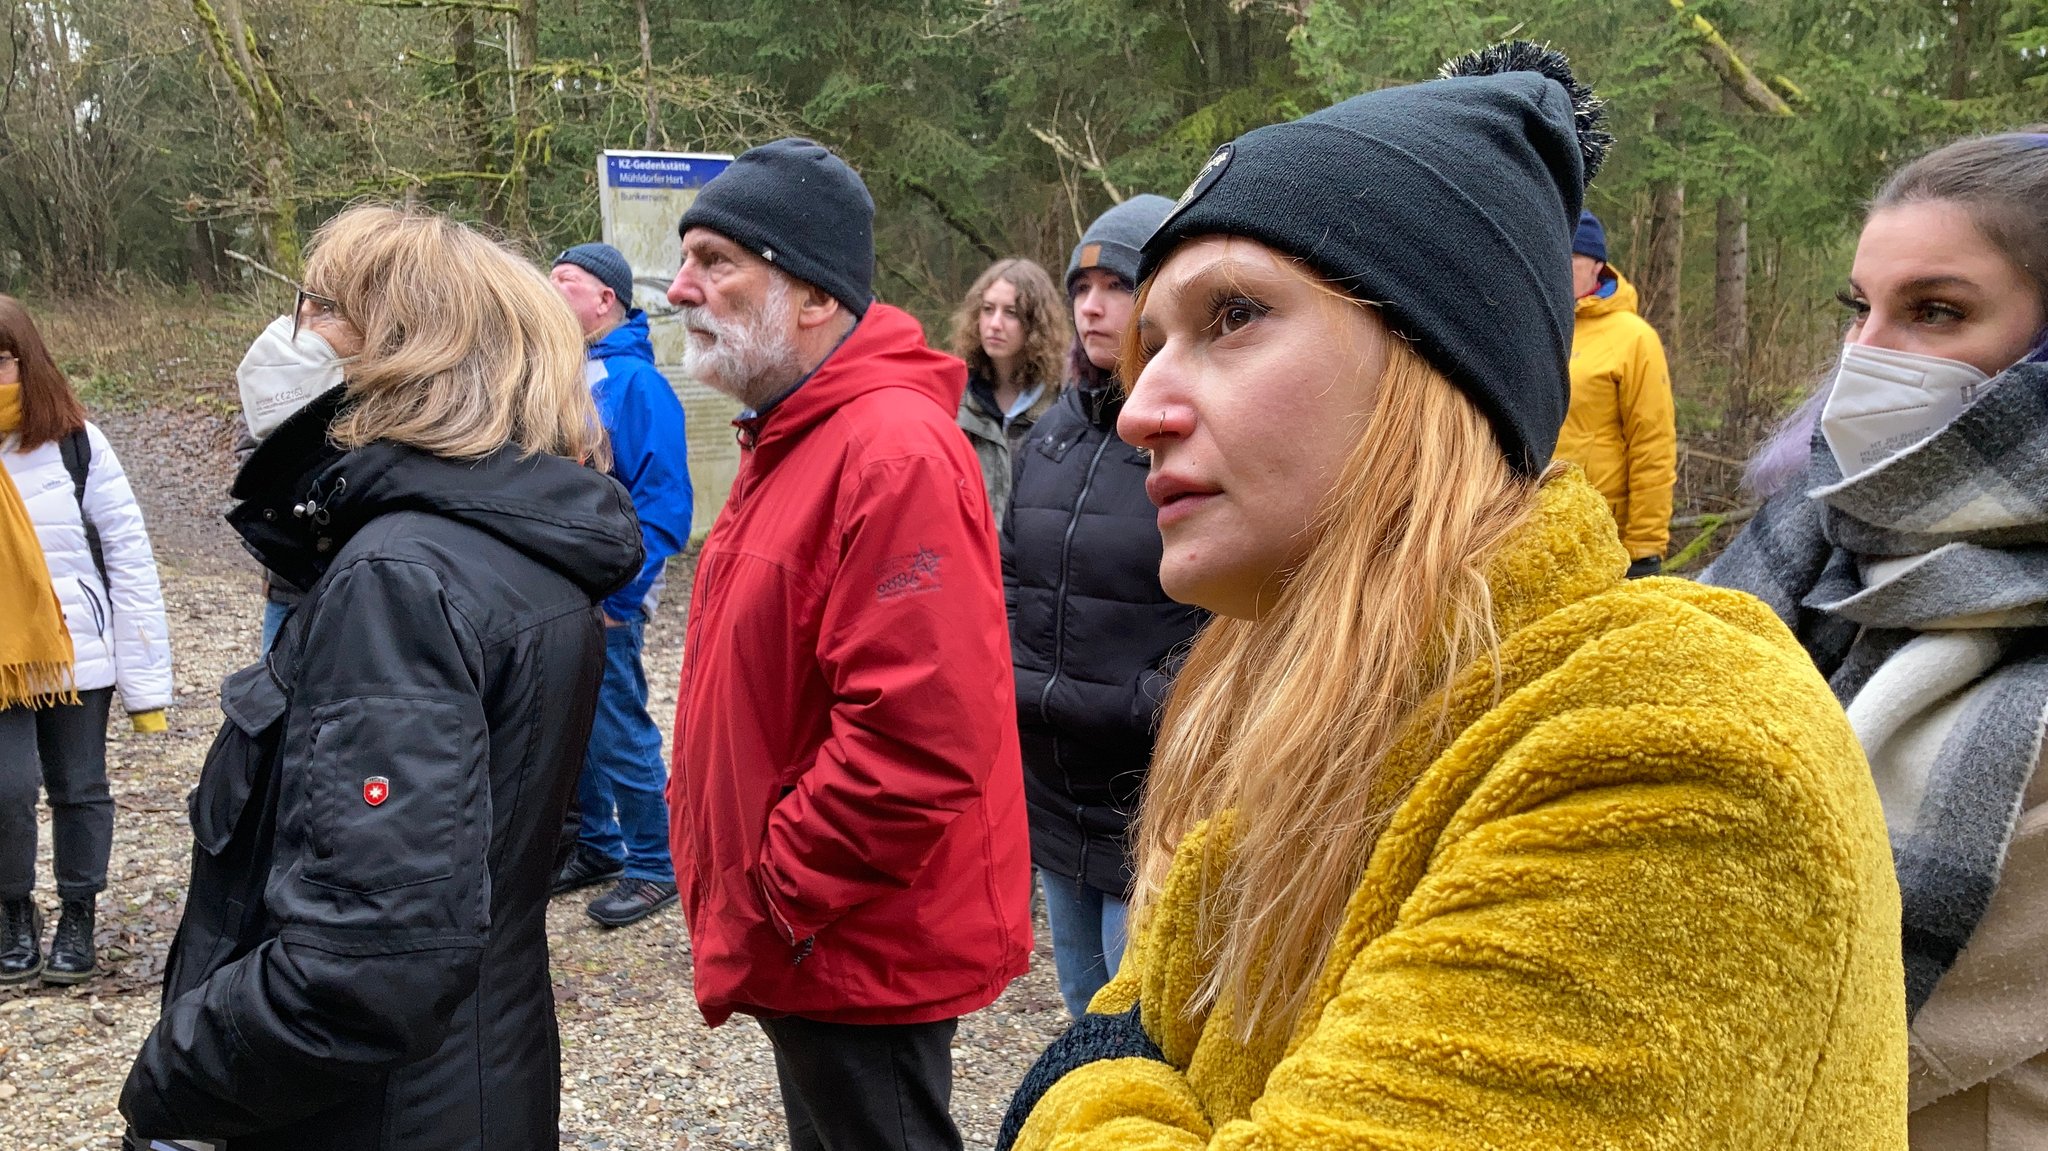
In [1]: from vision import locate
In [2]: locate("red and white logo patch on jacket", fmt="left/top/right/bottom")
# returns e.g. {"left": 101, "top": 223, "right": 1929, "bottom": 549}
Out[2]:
{"left": 363, "top": 776, "right": 390, "bottom": 806}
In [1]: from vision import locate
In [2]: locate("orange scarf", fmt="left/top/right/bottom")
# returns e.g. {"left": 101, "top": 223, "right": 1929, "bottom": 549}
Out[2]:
{"left": 0, "top": 384, "right": 76, "bottom": 708}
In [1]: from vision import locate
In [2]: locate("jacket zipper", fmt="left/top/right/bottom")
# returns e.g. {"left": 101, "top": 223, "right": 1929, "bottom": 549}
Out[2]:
{"left": 79, "top": 579, "right": 108, "bottom": 636}
{"left": 1041, "top": 428, "right": 1117, "bottom": 885}
{"left": 1037, "top": 432, "right": 1115, "bottom": 732}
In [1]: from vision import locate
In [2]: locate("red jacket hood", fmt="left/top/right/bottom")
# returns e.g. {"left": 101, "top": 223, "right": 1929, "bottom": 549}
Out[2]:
{"left": 740, "top": 302, "right": 967, "bottom": 459}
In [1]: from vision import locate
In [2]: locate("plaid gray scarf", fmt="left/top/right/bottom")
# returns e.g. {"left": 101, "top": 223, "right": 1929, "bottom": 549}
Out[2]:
{"left": 1704, "top": 361, "right": 2048, "bottom": 1019}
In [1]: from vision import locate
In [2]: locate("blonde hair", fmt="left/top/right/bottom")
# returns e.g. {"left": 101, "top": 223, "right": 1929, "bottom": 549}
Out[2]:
{"left": 304, "top": 204, "right": 607, "bottom": 466}
{"left": 1125, "top": 294, "right": 1544, "bottom": 1042}
{"left": 947, "top": 257, "right": 1070, "bottom": 395}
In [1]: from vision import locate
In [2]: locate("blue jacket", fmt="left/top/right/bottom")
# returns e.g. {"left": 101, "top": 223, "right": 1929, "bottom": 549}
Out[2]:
{"left": 590, "top": 310, "right": 693, "bottom": 621}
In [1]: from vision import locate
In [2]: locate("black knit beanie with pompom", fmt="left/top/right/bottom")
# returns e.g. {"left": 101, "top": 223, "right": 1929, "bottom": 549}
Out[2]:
{"left": 1137, "top": 42, "right": 1611, "bottom": 475}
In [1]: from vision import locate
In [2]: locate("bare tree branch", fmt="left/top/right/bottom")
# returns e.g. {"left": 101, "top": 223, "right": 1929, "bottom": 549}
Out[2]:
{"left": 899, "top": 176, "right": 1002, "bottom": 261}
{"left": 1670, "top": 0, "right": 1796, "bottom": 116}
{"left": 356, "top": 0, "right": 522, "bottom": 14}
{"left": 223, "top": 247, "right": 296, "bottom": 286}
{"left": 1027, "top": 122, "right": 1124, "bottom": 203}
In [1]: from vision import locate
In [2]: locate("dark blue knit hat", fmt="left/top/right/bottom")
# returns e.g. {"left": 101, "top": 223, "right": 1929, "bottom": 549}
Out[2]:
{"left": 1138, "top": 43, "right": 1610, "bottom": 475}
{"left": 554, "top": 242, "right": 636, "bottom": 311}
{"left": 1573, "top": 210, "right": 1608, "bottom": 262}
{"left": 677, "top": 137, "right": 875, "bottom": 318}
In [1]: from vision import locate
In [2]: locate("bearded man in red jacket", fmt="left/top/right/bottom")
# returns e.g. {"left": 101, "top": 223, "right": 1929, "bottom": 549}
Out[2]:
{"left": 663, "top": 138, "right": 1032, "bottom": 1151}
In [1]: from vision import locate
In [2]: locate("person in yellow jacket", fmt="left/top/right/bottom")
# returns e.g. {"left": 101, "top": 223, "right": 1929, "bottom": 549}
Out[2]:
{"left": 997, "top": 42, "right": 1907, "bottom": 1151}
{"left": 1557, "top": 209, "right": 1677, "bottom": 576}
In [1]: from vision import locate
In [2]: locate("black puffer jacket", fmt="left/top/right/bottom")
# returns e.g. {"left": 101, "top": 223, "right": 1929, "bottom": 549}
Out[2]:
{"left": 1003, "top": 386, "right": 1207, "bottom": 895}
{"left": 121, "top": 392, "right": 641, "bottom": 1151}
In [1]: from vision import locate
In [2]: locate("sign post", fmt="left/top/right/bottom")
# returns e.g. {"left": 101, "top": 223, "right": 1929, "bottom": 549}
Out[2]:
{"left": 598, "top": 149, "right": 735, "bottom": 543}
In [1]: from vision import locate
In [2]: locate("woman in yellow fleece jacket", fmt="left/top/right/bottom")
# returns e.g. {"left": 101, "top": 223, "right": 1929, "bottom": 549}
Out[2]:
{"left": 997, "top": 43, "right": 1907, "bottom": 1151}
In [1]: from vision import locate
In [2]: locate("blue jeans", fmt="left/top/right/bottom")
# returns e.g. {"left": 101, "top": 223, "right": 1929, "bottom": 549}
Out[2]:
{"left": 260, "top": 599, "right": 291, "bottom": 653}
{"left": 1039, "top": 868, "right": 1129, "bottom": 1018}
{"left": 576, "top": 618, "right": 674, "bottom": 881}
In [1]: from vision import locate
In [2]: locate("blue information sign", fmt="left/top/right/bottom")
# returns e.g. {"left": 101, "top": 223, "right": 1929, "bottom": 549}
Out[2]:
{"left": 603, "top": 153, "right": 730, "bottom": 190}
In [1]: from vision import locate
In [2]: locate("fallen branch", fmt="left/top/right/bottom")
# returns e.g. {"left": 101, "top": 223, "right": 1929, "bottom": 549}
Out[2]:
{"left": 1671, "top": 506, "right": 1757, "bottom": 531}
{"left": 1680, "top": 445, "right": 1751, "bottom": 469}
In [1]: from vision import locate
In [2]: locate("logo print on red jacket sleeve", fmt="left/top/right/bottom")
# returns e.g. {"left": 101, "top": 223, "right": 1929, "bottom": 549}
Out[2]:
{"left": 876, "top": 547, "right": 943, "bottom": 601}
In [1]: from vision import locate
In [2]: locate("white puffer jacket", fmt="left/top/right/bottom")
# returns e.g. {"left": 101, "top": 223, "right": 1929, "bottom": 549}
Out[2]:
{"left": 3, "top": 423, "right": 172, "bottom": 712}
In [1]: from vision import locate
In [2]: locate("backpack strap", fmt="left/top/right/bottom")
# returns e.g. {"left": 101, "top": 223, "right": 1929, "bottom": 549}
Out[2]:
{"left": 58, "top": 428, "right": 109, "bottom": 587}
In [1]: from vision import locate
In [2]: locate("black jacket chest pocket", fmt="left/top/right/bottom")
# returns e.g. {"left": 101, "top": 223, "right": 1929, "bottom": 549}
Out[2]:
{"left": 300, "top": 695, "right": 481, "bottom": 895}
{"left": 189, "top": 663, "right": 289, "bottom": 856}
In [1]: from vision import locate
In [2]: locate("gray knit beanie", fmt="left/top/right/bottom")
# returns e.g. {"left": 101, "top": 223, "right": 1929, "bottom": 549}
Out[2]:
{"left": 1067, "top": 195, "right": 1177, "bottom": 292}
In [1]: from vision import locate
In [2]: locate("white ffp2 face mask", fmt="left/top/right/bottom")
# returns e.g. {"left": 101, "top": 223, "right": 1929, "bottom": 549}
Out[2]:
{"left": 1820, "top": 342, "right": 1992, "bottom": 479}
{"left": 237, "top": 314, "right": 344, "bottom": 441}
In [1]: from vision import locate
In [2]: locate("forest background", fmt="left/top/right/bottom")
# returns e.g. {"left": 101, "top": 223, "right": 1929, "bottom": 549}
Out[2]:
{"left": 5, "top": 0, "right": 2045, "bottom": 549}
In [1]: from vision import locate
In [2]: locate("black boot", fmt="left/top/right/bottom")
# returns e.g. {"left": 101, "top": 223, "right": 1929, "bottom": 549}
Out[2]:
{"left": 0, "top": 898, "right": 42, "bottom": 984}
{"left": 43, "top": 898, "right": 96, "bottom": 985}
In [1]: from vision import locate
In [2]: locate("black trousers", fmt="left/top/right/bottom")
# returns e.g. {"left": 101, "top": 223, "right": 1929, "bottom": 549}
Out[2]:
{"left": 0, "top": 688, "right": 114, "bottom": 901}
{"left": 757, "top": 1014, "right": 962, "bottom": 1151}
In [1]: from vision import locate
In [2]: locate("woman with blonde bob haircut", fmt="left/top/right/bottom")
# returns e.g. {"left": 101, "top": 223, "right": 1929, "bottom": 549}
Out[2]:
{"left": 312, "top": 204, "right": 608, "bottom": 465}
{"left": 950, "top": 256, "right": 1068, "bottom": 519}
{"left": 998, "top": 44, "right": 1908, "bottom": 1151}
{"left": 122, "top": 204, "right": 643, "bottom": 1151}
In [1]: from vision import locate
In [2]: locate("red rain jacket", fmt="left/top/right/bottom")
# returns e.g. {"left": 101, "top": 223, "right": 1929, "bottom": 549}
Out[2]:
{"left": 670, "top": 303, "right": 1033, "bottom": 1027}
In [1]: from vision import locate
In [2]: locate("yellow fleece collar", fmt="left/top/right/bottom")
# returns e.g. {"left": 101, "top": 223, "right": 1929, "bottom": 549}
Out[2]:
{"left": 1486, "top": 467, "right": 1630, "bottom": 640}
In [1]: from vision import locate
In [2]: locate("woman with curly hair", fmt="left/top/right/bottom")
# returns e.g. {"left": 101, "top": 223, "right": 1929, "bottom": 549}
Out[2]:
{"left": 998, "top": 43, "right": 1907, "bottom": 1150}
{"left": 951, "top": 257, "right": 1069, "bottom": 520}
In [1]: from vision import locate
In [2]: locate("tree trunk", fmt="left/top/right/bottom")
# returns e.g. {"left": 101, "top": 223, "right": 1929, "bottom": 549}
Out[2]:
{"left": 186, "top": 219, "right": 223, "bottom": 291}
{"left": 451, "top": 12, "right": 499, "bottom": 225}
{"left": 188, "top": 0, "right": 300, "bottom": 272}
{"left": 215, "top": 0, "right": 260, "bottom": 105}
{"left": 1713, "top": 193, "right": 1747, "bottom": 354}
{"left": 1947, "top": 0, "right": 1974, "bottom": 100}
{"left": 636, "top": 0, "right": 657, "bottom": 149}
{"left": 1713, "top": 88, "right": 1749, "bottom": 381}
{"left": 1640, "top": 106, "right": 1685, "bottom": 354}
{"left": 1713, "top": 80, "right": 1755, "bottom": 442}
{"left": 505, "top": 0, "right": 541, "bottom": 236}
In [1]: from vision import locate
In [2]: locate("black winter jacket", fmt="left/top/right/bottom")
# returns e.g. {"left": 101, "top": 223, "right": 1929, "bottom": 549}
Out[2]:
{"left": 121, "top": 392, "right": 642, "bottom": 1151}
{"left": 1002, "top": 386, "right": 1206, "bottom": 895}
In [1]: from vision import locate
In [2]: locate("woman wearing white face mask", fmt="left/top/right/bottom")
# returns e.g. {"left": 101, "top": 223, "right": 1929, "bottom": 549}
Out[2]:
{"left": 232, "top": 302, "right": 350, "bottom": 651}
{"left": 1706, "top": 128, "right": 2048, "bottom": 1151}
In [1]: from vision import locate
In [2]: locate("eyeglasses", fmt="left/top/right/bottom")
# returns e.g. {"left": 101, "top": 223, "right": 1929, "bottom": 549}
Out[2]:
{"left": 0, "top": 353, "right": 17, "bottom": 372}
{"left": 292, "top": 287, "right": 344, "bottom": 341}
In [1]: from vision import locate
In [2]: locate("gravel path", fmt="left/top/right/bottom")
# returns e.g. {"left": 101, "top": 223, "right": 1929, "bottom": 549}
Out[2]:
{"left": 0, "top": 407, "right": 1066, "bottom": 1150}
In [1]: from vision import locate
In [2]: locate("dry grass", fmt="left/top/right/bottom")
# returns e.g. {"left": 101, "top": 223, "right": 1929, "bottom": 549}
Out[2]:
{"left": 22, "top": 287, "right": 283, "bottom": 417}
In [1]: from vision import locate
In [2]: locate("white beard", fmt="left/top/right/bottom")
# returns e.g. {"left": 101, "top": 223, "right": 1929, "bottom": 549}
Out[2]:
{"left": 678, "top": 277, "right": 802, "bottom": 410}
